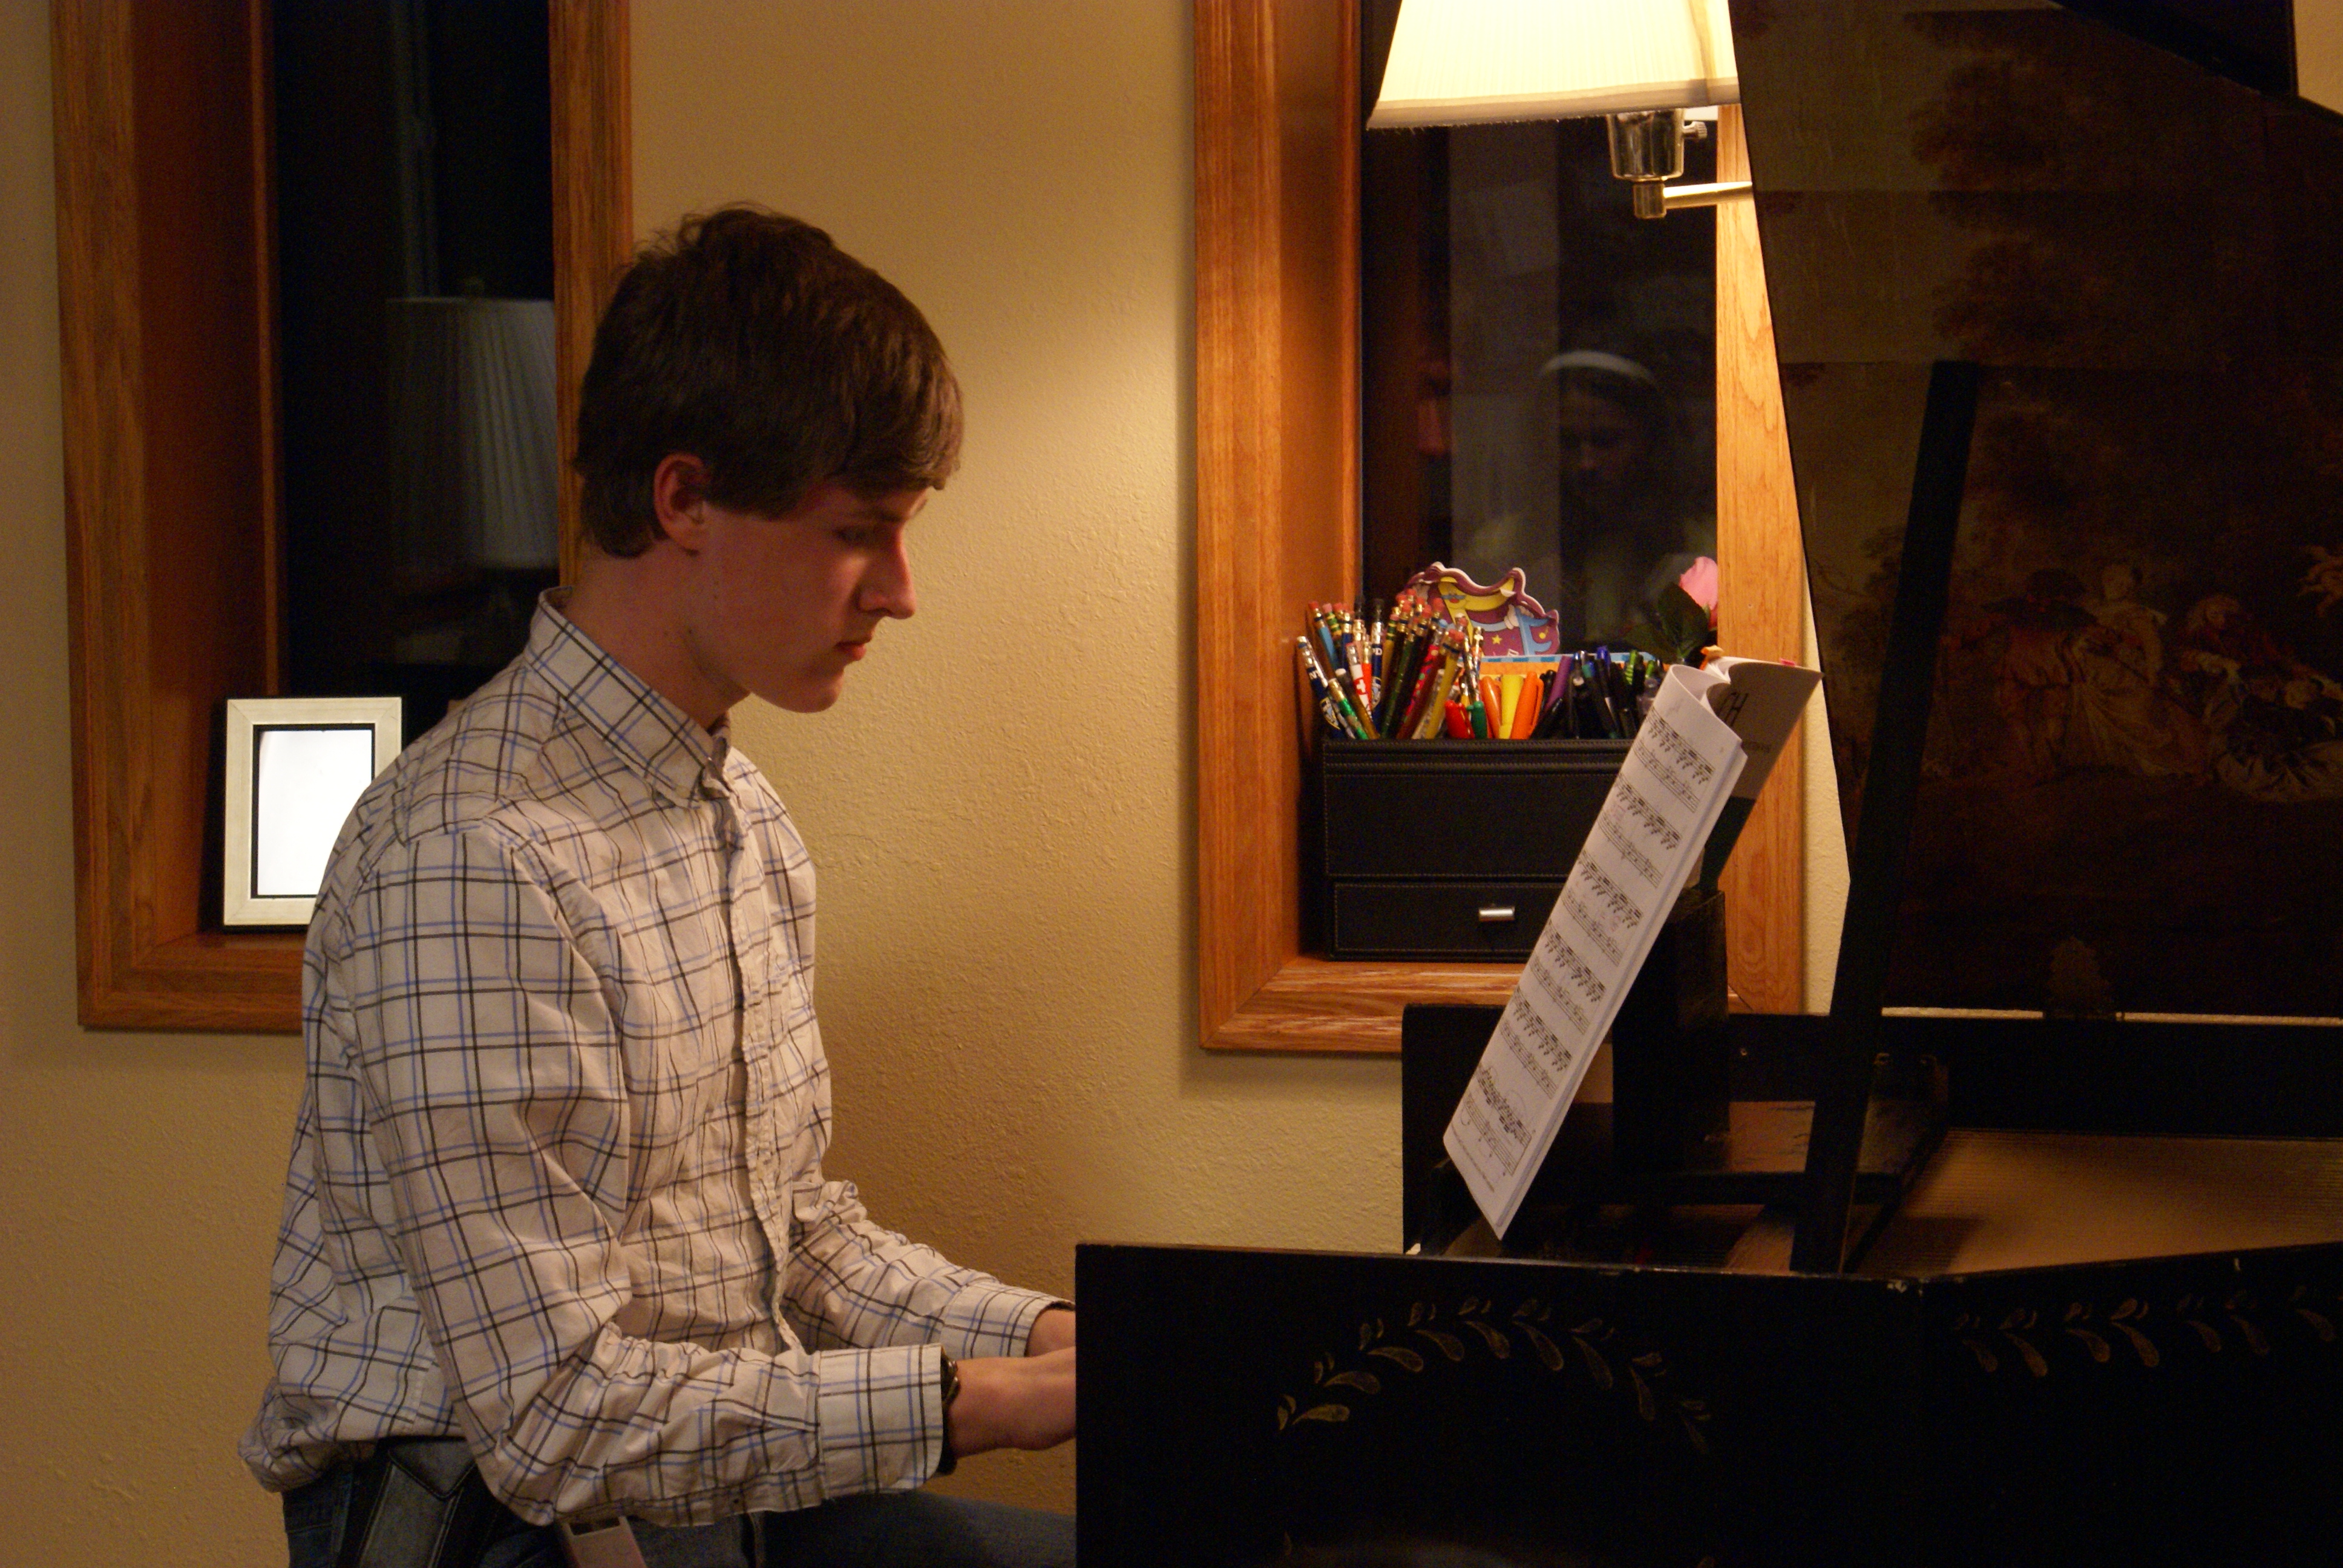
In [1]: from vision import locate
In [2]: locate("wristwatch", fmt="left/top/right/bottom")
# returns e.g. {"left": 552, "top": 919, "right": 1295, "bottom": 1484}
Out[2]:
{"left": 935, "top": 1350, "right": 962, "bottom": 1476}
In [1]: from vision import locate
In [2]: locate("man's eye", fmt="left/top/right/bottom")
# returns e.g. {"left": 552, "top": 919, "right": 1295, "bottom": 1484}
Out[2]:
{"left": 836, "top": 527, "right": 877, "bottom": 547}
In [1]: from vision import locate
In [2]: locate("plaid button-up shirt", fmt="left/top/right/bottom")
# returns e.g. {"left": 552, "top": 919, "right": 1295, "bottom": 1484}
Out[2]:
{"left": 241, "top": 596, "right": 1057, "bottom": 1526}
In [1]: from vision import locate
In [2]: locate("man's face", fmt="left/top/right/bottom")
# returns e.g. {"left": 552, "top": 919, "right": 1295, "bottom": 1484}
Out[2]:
{"left": 680, "top": 480, "right": 924, "bottom": 715}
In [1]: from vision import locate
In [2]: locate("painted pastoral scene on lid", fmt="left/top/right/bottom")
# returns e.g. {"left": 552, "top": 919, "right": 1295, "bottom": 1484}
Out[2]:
{"left": 1737, "top": 0, "right": 2343, "bottom": 1016}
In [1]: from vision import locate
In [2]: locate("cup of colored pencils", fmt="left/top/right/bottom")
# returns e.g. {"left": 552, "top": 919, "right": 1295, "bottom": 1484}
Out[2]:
{"left": 1299, "top": 595, "right": 1660, "bottom": 741}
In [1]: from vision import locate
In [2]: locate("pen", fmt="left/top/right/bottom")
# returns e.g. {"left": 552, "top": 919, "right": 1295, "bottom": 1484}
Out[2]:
{"left": 1326, "top": 607, "right": 1370, "bottom": 720}
{"left": 1401, "top": 638, "right": 1456, "bottom": 739}
{"left": 1338, "top": 610, "right": 1372, "bottom": 715}
{"left": 1299, "top": 635, "right": 1371, "bottom": 738}
{"left": 1381, "top": 624, "right": 1427, "bottom": 737}
{"left": 1530, "top": 657, "right": 1562, "bottom": 739}
{"left": 1415, "top": 651, "right": 1459, "bottom": 737}
{"left": 1397, "top": 655, "right": 1440, "bottom": 739}
{"left": 1380, "top": 603, "right": 1409, "bottom": 727}
{"left": 1312, "top": 607, "right": 1349, "bottom": 690}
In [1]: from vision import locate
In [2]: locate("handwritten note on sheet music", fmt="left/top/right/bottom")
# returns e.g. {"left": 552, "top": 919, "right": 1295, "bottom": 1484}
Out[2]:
{"left": 1444, "top": 665, "right": 1750, "bottom": 1238}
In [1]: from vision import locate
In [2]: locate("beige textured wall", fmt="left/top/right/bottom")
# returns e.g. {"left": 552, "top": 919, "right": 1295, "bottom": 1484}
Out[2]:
{"left": 2307, "top": 0, "right": 2343, "bottom": 109}
{"left": 628, "top": 0, "right": 1405, "bottom": 1513}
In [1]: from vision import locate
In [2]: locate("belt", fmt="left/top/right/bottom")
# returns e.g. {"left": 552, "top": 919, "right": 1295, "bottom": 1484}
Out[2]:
{"left": 310, "top": 1440, "right": 758, "bottom": 1568}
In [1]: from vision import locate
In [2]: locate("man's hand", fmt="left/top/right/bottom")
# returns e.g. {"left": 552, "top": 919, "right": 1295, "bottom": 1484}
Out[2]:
{"left": 950, "top": 1348, "right": 1075, "bottom": 1459}
{"left": 1025, "top": 1305, "right": 1075, "bottom": 1356}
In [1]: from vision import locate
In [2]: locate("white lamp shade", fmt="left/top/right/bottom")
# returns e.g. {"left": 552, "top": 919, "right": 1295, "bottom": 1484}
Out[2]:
{"left": 1368, "top": 0, "right": 1740, "bottom": 129}
{"left": 388, "top": 296, "right": 559, "bottom": 575}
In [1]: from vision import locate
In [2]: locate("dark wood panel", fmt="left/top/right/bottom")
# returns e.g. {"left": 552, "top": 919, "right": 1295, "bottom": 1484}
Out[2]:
{"left": 1080, "top": 1232, "right": 2343, "bottom": 1566}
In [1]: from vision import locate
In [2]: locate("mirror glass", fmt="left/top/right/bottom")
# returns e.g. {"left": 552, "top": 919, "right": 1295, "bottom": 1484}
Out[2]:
{"left": 1359, "top": 4, "right": 1720, "bottom": 647}
{"left": 272, "top": 0, "right": 557, "bottom": 735}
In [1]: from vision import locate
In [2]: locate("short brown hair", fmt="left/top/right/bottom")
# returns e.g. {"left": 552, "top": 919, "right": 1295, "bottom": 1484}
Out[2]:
{"left": 572, "top": 207, "right": 963, "bottom": 557}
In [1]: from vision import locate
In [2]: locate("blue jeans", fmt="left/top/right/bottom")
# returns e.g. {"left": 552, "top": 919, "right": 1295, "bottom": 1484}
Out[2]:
{"left": 284, "top": 1465, "right": 1075, "bottom": 1568}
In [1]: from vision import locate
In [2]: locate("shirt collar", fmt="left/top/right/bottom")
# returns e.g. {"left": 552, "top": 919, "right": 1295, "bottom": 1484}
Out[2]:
{"left": 525, "top": 590, "right": 731, "bottom": 806}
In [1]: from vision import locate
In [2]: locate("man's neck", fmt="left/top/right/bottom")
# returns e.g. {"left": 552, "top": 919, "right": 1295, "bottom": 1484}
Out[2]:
{"left": 563, "top": 548, "right": 737, "bottom": 733}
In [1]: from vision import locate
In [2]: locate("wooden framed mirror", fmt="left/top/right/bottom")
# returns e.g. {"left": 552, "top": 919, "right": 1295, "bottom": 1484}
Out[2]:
{"left": 1195, "top": 0, "right": 1810, "bottom": 1051}
{"left": 56, "top": 0, "right": 629, "bottom": 1030}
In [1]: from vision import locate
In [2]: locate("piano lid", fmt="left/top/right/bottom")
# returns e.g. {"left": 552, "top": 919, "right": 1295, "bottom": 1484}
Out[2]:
{"left": 1734, "top": 2, "right": 2343, "bottom": 1018}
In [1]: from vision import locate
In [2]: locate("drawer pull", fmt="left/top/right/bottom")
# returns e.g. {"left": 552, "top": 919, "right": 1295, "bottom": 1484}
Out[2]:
{"left": 1477, "top": 904, "right": 1517, "bottom": 924}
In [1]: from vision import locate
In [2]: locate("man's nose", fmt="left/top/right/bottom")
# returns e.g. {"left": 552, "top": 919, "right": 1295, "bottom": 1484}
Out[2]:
{"left": 860, "top": 536, "right": 917, "bottom": 619}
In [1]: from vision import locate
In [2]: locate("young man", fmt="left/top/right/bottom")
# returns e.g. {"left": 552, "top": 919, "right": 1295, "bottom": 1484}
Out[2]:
{"left": 243, "top": 209, "right": 1076, "bottom": 1568}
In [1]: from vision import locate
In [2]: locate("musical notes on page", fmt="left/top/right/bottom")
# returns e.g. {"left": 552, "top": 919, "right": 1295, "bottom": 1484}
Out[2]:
{"left": 1443, "top": 664, "right": 1752, "bottom": 1238}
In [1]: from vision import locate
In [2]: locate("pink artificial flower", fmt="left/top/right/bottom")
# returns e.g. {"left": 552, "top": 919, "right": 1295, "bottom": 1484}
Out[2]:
{"left": 1678, "top": 556, "right": 1720, "bottom": 621}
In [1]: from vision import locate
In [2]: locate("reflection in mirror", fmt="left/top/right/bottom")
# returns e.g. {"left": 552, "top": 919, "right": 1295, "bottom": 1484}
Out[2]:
{"left": 1361, "top": 29, "right": 1720, "bottom": 650}
{"left": 273, "top": 0, "right": 557, "bottom": 736}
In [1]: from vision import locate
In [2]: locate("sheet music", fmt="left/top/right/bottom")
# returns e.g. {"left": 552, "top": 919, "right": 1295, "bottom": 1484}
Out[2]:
{"left": 1444, "top": 665, "right": 1750, "bottom": 1238}
{"left": 1688, "top": 655, "right": 1826, "bottom": 884}
{"left": 1696, "top": 656, "right": 1823, "bottom": 802}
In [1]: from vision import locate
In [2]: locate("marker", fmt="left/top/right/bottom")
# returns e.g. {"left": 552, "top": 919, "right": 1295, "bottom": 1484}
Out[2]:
{"left": 1509, "top": 670, "right": 1544, "bottom": 739}
{"left": 1496, "top": 671, "right": 1524, "bottom": 738}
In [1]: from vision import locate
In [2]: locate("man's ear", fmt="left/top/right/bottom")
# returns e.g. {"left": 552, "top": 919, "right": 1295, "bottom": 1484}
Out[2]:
{"left": 650, "top": 454, "right": 712, "bottom": 551}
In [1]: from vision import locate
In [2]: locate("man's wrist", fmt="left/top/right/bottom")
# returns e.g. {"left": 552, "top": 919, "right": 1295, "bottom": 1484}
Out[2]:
{"left": 1025, "top": 1303, "right": 1076, "bottom": 1356}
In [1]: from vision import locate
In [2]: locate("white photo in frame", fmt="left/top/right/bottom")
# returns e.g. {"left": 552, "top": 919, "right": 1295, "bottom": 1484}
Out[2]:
{"left": 222, "top": 696, "right": 404, "bottom": 928}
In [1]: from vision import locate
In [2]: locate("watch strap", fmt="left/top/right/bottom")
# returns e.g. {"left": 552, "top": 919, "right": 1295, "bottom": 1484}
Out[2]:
{"left": 934, "top": 1350, "right": 962, "bottom": 1477}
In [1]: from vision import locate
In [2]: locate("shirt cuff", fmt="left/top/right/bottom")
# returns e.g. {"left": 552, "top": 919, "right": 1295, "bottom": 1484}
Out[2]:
{"left": 935, "top": 1282, "right": 1069, "bottom": 1359}
{"left": 814, "top": 1343, "right": 946, "bottom": 1499}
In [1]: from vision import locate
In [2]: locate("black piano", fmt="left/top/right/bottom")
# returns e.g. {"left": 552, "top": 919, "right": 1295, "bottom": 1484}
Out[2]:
{"left": 1080, "top": 5, "right": 2343, "bottom": 1564}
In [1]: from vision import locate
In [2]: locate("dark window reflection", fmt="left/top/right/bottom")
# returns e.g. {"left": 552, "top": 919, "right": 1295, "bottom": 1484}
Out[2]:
{"left": 273, "top": 0, "right": 556, "bottom": 737}
{"left": 1360, "top": 10, "right": 1719, "bottom": 648}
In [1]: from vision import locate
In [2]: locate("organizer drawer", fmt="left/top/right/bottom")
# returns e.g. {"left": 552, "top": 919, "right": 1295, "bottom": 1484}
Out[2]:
{"left": 1327, "top": 878, "right": 1565, "bottom": 959}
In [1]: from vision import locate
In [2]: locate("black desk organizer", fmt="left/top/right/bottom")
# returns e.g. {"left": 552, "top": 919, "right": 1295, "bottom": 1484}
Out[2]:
{"left": 1315, "top": 735, "right": 1628, "bottom": 959}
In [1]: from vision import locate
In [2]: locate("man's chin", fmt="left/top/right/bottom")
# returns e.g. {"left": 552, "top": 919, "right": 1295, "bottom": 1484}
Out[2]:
{"left": 765, "top": 681, "right": 845, "bottom": 715}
